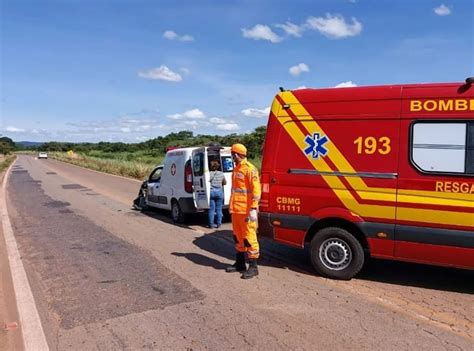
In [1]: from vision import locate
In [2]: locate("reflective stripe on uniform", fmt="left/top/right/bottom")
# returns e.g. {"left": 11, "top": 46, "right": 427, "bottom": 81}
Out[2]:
{"left": 232, "top": 188, "right": 251, "bottom": 194}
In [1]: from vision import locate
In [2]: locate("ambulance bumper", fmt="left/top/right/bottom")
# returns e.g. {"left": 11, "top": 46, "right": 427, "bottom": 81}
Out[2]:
{"left": 179, "top": 197, "right": 198, "bottom": 214}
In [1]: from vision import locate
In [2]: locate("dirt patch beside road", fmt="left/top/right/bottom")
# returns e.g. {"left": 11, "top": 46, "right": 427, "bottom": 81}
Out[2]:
{"left": 0, "top": 167, "right": 24, "bottom": 350}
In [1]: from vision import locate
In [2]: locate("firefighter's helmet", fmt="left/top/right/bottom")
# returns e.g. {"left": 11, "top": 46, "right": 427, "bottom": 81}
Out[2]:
{"left": 231, "top": 143, "right": 247, "bottom": 156}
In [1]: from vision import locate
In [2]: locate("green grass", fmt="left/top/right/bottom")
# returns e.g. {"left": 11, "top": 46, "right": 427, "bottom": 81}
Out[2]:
{"left": 84, "top": 149, "right": 164, "bottom": 165}
{"left": 50, "top": 151, "right": 162, "bottom": 180}
{"left": 47, "top": 150, "right": 262, "bottom": 180}
{"left": 0, "top": 154, "right": 16, "bottom": 173}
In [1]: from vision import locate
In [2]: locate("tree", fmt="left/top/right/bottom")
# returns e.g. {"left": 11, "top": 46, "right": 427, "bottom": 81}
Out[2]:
{"left": 0, "top": 136, "right": 16, "bottom": 155}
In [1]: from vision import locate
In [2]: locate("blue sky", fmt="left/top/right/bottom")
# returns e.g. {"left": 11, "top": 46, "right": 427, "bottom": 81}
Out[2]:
{"left": 1, "top": 0, "right": 473, "bottom": 143}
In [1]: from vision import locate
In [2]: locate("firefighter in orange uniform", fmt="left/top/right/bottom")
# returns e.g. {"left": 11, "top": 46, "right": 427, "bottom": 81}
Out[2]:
{"left": 226, "top": 143, "right": 261, "bottom": 279}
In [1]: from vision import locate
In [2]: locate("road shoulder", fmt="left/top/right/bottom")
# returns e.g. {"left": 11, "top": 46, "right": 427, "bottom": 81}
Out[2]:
{"left": 0, "top": 170, "right": 24, "bottom": 351}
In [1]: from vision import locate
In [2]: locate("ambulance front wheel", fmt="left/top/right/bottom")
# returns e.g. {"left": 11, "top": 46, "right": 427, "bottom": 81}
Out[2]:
{"left": 171, "top": 199, "right": 185, "bottom": 224}
{"left": 310, "top": 227, "right": 364, "bottom": 280}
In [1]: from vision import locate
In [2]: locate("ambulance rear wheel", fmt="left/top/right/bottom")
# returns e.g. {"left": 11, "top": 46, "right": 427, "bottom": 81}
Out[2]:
{"left": 171, "top": 199, "right": 185, "bottom": 224}
{"left": 310, "top": 227, "right": 364, "bottom": 280}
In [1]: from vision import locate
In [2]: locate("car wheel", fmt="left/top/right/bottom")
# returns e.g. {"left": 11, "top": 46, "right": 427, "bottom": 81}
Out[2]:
{"left": 171, "top": 199, "right": 185, "bottom": 223}
{"left": 310, "top": 227, "right": 364, "bottom": 280}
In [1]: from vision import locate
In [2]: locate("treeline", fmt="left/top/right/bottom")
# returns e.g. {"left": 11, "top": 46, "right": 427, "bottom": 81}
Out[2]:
{"left": 20, "top": 126, "right": 267, "bottom": 158}
{"left": 0, "top": 136, "right": 15, "bottom": 154}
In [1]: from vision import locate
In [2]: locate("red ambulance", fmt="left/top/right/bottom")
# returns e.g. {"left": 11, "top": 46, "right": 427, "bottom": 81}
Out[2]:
{"left": 258, "top": 78, "right": 474, "bottom": 280}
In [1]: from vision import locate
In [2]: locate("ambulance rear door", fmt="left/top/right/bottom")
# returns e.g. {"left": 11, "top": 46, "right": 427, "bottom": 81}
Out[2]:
{"left": 219, "top": 147, "right": 234, "bottom": 207}
{"left": 192, "top": 147, "right": 210, "bottom": 209}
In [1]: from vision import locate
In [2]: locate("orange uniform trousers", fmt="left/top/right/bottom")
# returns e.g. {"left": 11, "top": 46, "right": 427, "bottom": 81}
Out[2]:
{"left": 231, "top": 214, "right": 259, "bottom": 259}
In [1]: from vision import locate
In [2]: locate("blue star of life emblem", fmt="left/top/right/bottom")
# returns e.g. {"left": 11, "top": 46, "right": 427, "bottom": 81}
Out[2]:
{"left": 304, "top": 133, "right": 329, "bottom": 159}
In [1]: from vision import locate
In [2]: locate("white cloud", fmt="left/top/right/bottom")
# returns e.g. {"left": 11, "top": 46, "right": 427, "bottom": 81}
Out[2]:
{"left": 241, "top": 24, "right": 282, "bottom": 43}
{"left": 216, "top": 123, "right": 240, "bottom": 131}
{"left": 289, "top": 63, "right": 310, "bottom": 77}
{"left": 167, "top": 108, "right": 206, "bottom": 120}
{"left": 183, "top": 120, "right": 199, "bottom": 128}
{"left": 135, "top": 136, "right": 149, "bottom": 141}
{"left": 241, "top": 107, "right": 270, "bottom": 118}
{"left": 136, "top": 125, "right": 151, "bottom": 132}
{"left": 334, "top": 81, "right": 357, "bottom": 88}
{"left": 121, "top": 127, "right": 131, "bottom": 133}
{"left": 306, "top": 14, "right": 362, "bottom": 39}
{"left": 138, "top": 65, "right": 183, "bottom": 82}
{"left": 434, "top": 4, "right": 451, "bottom": 16}
{"left": 275, "top": 22, "right": 304, "bottom": 37}
{"left": 210, "top": 117, "right": 227, "bottom": 124}
{"left": 163, "top": 30, "right": 195, "bottom": 41}
{"left": 5, "top": 126, "right": 25, "bottom": 132}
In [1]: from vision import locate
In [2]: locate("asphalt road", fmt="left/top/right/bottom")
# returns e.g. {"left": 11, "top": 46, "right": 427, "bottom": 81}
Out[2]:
{"left": 2, "top": 155, "right": 473, "bottom": 350}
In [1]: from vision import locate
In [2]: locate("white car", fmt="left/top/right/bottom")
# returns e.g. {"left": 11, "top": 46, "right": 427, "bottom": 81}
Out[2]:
{"left": 38, "top": 152, "right": 48, "bottom": 159}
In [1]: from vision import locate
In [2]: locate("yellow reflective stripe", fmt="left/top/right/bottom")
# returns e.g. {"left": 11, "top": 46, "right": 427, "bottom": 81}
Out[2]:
{"left": 232, "top": 188, "right": 250, "bottom": 194}
{"left": 399, "top": 189, "right": 474, "bottom": 205}
{"left": 398, "top": 193, "right": 473, "bottom": 208}
{"left": 398, "top": 207, "right": 474, "bottom": 227}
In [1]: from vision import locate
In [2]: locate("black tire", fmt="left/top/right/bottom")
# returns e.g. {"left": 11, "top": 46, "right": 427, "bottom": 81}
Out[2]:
{"left": 171, "top": 199, "right": 185, "bottom": 223}
{"left": 310, "top": 227, "right": 364, "bottom": 280}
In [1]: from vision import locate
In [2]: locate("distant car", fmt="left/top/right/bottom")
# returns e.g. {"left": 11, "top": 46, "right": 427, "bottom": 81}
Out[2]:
{"left": 38, "top": 152, "right": 48, "bottom": 159}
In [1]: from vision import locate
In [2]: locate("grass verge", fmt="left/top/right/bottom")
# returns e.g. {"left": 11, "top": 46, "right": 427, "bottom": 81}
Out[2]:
{"left": 0, "top": 155, "right": 16, "bottom": 174}
{"left": 50, "top": 152, "right": 159, "bottom": 180}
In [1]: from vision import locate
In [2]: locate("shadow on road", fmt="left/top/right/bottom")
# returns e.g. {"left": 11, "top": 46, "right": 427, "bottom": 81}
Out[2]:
{"left": 130, "top": 206, "right": 209, "bottom": 229}
{"left": 172, "top": 229, "right": 316, "bottom": 277}
{"left": 131, "top": 205, "right": 473, "bottom": 293}
{"left": 358, "top": 259, "right": 474, "bottom": 294}
{"left": 174, "top": 228, "right": 474, "bottom": 293}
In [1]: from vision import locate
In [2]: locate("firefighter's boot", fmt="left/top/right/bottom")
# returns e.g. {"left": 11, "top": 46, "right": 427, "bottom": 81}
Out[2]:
{"left": 241, "top": 259, "right": 259, "bottom": 279}
{"left": 225, "top": 252, "right": 246, "bottom": 273}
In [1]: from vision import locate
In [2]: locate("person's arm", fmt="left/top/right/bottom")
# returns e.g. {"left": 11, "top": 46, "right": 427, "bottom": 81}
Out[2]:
{"left": 222, "top": 172, "right": 227, "bottom": 186}
{"left": 249, "top": 168, "right": 261, "bottom": 210}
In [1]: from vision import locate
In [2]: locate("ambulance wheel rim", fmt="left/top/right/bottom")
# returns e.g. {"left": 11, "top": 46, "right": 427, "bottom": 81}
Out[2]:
{"left": 319, "top": 238, "right": 352, "bottom": 271}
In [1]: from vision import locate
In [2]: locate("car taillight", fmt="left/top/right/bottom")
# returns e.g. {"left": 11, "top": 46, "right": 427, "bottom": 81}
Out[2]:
{"left": 259, "top": 172, "right": 270, "bottom": 210}
{"left": 184, "top": 161, "right": 193, "bottom": 193}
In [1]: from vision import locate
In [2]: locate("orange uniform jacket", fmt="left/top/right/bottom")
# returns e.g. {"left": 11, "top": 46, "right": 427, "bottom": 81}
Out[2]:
{"left": 229, "top": 158, "right": 261, "bottom": 214}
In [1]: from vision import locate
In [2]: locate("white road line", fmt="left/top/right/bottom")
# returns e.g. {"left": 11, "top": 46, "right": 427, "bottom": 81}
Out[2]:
{"left": 1, "top": 160, "right": 49, "bottom": 350}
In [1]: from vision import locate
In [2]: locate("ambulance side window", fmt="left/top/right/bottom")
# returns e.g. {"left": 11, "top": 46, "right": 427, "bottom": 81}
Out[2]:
{"left": 193, "top": 153, "right": 204, "bottom": 176}
{"left": 221, "top": 156, "right": 234, "bottom": 172}
{"left": 411, "top": 122, "right": 472, "bottom": 174}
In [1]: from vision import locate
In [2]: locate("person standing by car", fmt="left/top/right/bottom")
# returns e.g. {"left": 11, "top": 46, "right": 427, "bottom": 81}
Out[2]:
{"left": 208, "top": 160, "right": 226, "bottom": 228}
{"left": 226, "top": 143, "right": 261, "bottom": 279}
